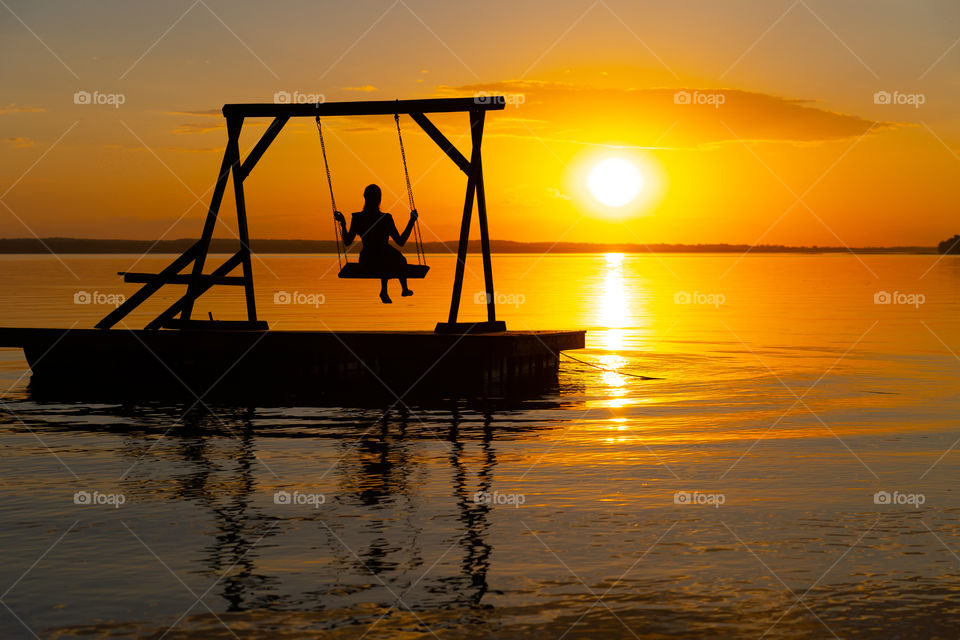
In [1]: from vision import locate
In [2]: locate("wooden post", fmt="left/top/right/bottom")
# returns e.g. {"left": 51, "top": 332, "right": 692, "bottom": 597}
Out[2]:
{"left": 471, "top": 111, "right": 496, "bottom": 323}
{"left": 446, "top": 127, "right": 478, "bottom": 325}
{"left": 434, "top": 110, "right": 506, "bottom": 334}
{"left": 182, "top": 116, "right": 283, "bottom": 323}
{"left": 182, "top": 128, "right": 237, "bottom": 321}
{"left": 227, "top": 116, "right": 258, "bottom": 323}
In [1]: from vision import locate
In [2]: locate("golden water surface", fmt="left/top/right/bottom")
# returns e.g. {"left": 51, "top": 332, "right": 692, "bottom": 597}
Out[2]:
{"left": 0, "top": 252, "right": 958, "bottom": 639}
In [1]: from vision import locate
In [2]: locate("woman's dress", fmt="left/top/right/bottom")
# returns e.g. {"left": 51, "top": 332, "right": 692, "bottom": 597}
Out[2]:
{"left": 351, "top": 210, "right": 407, "bottom": 278}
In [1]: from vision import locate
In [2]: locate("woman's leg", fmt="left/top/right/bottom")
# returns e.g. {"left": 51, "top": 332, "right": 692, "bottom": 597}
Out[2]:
{"left": 371, "top": 248, "right": 410, "bottom": 300}
{"left": 400, "top": 275, "right": 412, "bottom": 296}
{"left": 391, "top": 250, "right": 413, "bottom": 296}
{"left": 379, "top": 277, "right": 391, "bottom": 303}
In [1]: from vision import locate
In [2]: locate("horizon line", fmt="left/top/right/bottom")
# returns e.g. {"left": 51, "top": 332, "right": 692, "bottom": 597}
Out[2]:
{"left": 0, "top": 237, "right": 946, "bottom": 255}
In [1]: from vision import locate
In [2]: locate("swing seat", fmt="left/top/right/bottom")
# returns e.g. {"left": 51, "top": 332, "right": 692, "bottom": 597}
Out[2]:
{"left": 338, "top": 263, "right": 430, "bottom": 280}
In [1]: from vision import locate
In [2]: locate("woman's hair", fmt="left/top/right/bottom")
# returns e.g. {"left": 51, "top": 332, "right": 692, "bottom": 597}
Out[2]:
{"left": 362, "top": 184, "right": 382, "bottom": 212}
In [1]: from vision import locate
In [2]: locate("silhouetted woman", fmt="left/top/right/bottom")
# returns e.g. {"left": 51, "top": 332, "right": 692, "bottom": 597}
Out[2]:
{"left": 334, "top": 184, "right": 418, "bottom": 304}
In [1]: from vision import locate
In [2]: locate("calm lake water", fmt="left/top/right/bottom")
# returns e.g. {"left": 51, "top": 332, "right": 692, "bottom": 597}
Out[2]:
{"left": 1, "top": 252, "right": 959, "bottom": 639}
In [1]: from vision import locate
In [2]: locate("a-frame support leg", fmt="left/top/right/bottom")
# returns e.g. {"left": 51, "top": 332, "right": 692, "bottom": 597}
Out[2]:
{"left": 446, "top": 147, "right": 477, "bottom": 325}
{"left": 472, "top": 112, "right": 496, "bottom": 324}
{"left": 435, "top": 110, "right": 504, "bottom": 334}
{"left": 227, "top": 116, "right": 258, "bottom": 323}
{"left": 181, "top": 129, "right": 237, "bottom": 321}
{"left": 97, "top": 113, "right": 277, "bottom": 331}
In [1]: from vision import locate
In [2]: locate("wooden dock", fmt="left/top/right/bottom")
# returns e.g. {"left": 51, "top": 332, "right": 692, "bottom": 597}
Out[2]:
{"left": 0, "top": 328, "right": 585, "bottom": 403}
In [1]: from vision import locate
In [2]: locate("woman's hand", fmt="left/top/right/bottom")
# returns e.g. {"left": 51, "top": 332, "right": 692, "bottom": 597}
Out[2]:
{"left": 333, "top": 211, "right": 345, "bottom": 224}
{"left": 409, "top": 209, "right": 418, "bottom": 222}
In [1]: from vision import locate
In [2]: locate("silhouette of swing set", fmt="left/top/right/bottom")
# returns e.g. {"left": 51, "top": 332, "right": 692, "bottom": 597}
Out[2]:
{"left": 96, "top": 97, "right": 508, "bottom": 334}
{"left": 0, "top": 97, "right": 585, "bottom": 402}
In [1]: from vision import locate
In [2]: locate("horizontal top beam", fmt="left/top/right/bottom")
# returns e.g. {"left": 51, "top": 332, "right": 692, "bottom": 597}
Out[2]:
{"left": 222, "top": 97, "right": 506, "bottom": 119}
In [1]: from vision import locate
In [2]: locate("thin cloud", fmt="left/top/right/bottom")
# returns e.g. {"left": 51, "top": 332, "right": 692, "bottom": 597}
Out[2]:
{"left": 164, "top": 108, "right": 226, "bottom": 135}
{"left": 5, "top": 137, "right": 34, "bottom": 148}
{"left": 343, "top": 85, "right": 378, "bottom": 92}
{"left": 0, "top": 104, "right": 45, "bottom": 115}
{"left": 446, "top": 81, "right": 901, "bottom": 147}
{"left": 164, "top": 146, "right": 219, "bottom": 153}
{"left": 173, "top": 122, "right": 226, "bottom": 135}
{"left": 104, "top": 143, "right": 218, "bottom": 153}
{"left": 163, "top": 108, "right": 222, "bottom": 117}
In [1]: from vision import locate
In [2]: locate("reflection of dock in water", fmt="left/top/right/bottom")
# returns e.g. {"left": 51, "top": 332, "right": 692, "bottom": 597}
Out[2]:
{"left": 159, "top": 409, "right": 278, "bottom": 611}
{"left": 323, "top": 408, "right": 497, "bottom": 609}
{"left": 448, "top": 407, "right": 496, "bottom": 605}
{"left": 108, "top": 404, "right": 540, "bottom": 616}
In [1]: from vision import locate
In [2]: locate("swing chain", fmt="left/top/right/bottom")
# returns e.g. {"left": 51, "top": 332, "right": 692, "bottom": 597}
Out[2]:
{"left": 395, "top": 113, "right": 425, "bottom": 266}
{"left": 316, "top": 116, "right": 347, "bottom": 268}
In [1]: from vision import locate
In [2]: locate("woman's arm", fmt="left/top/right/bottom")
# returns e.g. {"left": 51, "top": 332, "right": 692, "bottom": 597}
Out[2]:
{"left": 334, "top": 212, "right": 356, "bottom": 246}
{"left": 391, "top": 210, "right": 418, "bottom": 246}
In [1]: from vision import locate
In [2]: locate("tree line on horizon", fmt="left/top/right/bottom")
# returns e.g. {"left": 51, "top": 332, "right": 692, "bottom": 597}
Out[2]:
{"left": 0, "top": 237, "right": 943, "bottom": 254}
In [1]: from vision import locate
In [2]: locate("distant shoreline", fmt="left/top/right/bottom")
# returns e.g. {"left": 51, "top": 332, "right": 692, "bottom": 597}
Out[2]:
{"left": 0, "top": 238, "right": 941, "bottom": 255}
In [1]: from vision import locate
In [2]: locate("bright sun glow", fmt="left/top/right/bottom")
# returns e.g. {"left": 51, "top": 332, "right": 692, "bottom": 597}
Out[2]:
{"left": 587, "top": 157, "right": 644, "bottom": 207}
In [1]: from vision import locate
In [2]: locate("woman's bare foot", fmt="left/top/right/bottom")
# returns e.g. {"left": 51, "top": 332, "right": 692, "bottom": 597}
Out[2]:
{"left": 380, "top": 292, "right": 392, "bottom": 304}
{"left": 401, "top": 288, "right": 414, "bottom": 297}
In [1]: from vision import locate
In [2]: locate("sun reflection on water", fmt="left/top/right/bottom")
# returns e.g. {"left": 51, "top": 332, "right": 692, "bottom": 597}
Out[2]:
{"left": 590, "top": 253, "right": 645, "bottom": 409}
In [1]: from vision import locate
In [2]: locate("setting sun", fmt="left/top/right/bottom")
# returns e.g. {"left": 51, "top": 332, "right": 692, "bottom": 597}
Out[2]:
{"left": 587, "top": 157, "right": 644, "bottom": 207}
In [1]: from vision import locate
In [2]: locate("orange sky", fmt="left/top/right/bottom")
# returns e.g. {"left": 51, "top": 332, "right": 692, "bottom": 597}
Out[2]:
{"left": 1, "top": 1, "right": 959, "bottom": 247}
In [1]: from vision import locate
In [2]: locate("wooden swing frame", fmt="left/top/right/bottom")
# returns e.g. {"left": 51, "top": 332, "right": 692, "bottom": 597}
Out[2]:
{"left": 96, "top": 97, "right": 507, "bottom": 333}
